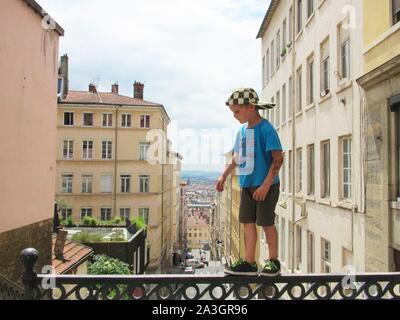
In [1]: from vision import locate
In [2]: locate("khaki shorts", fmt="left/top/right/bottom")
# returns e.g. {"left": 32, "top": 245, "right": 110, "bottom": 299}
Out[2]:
{"left": 239, "top": 183, "right": 280, "bottom": 227}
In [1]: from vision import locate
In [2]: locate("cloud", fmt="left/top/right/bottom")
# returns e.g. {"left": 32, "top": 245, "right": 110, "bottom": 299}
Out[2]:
{"left": 38, "top": 0, "right": 270, "bottom": 171}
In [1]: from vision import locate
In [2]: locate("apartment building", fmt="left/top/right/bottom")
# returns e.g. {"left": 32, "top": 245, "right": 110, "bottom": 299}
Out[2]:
{"left": 0, "top": 0, "right": 63, "bottom": 282}
{"left": 187, "top": 215, "right": 210, "bottom": 250}
{"left": 56, "top": 57, "right": 180, "bottom": 272}
{"left": 357, "top": 0, "right": 400, "bottom": 272}
{"left": 257, "top": 0, "right": 366, "bottom": 273}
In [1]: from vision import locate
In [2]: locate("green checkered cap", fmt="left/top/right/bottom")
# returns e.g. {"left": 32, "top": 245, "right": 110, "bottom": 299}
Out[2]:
{"left": 225, "top": 87, "right": 275, "bottom": 109}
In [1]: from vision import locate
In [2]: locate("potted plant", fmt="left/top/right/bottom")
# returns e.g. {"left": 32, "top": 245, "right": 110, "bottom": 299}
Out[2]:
{"left": 281, "top": 47, "right": 287, "bottom": 57}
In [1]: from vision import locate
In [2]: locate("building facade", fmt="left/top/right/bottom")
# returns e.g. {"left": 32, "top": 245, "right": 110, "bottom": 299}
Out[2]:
{"left": 257, "top": 0, "right": 366, "bottom": 273}
{"left": 0, "top": 0, "right": 63, "bottom": 282}
{"left": 56, "top": 63, "right": 179, "bottom": 272}
{"left": 357, "top": 0, "right": 400, "bottom": 272}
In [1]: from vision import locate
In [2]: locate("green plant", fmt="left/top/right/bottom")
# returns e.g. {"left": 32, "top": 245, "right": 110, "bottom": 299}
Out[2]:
{"left": 81, "top": 216, "right": 98, "bottom": 227}
{"left": 66, "top": 216, "right": 75, "bottom": 227}
{"left": 88, "top": 255, "right": 131, "bottom": 299}
{"left": 72, "top": 232, "right": 102, "bottom": 243}
{"left": 132, "top": 216, "right": 146, "bottom": 230}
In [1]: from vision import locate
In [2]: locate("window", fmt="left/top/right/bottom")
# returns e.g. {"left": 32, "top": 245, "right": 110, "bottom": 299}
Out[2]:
{"left": 321, "top": 39, "right": 330, "bottom": 95}
{"left": 341, "top": 137, "right": 352, "bottom": 199}
{"left": 140, "top": 115, "right": 150, "bottom": 128}
{"left": 62, "top": 174, "right": 73, "bottom": 193}
{"left": 102, "top": 113, "right": 113, "bottom": 127}
{"left": 61, "top": 208, "right": 72, "bottom": 220}
{"left": 81, "top": 208, "right": 92, "bottom": 219}
{"left": 281, "top": 218, "right": 286, "bottom": 263}
{"left": 282, "top": 152, "right": 286, "bottom": 192}
{"left": 83, "top": 140, "right": 93, "bottom": 160}
{"left": 83, "top": 113, "right": 93, "bottom": 126}
{"left": 393, "top": 0, "right": 400, "bottom": 25}
{"left": 102, "top": 141, "right": 112, "bottom": 160}
{"left": 297, "top": 147, "right": 303, "bottom": 193}
{"left": 307, "top": 56, "right": 314, "bottom": 104}
{"left": 101, "top": 174, "right": 112, "bottom": 193}
{"left": 262, "top": 56, "right": 265, "bottom": 86}
{"left": 307, "top": 231, "right": 315, "bottom": 273}
{"left": 282, "top": 19, "right": 287, "bottom": 51}
{"left": 121, "top": 175, "right": 131, "bottom": 193}
{"left": 139, "top": 175, "right": 150, "bottom": 193}
{"left": 64, "top": 112, "right": 74, "bottom": 126}
{"left": 321, "top": 238, "right": 331, "bottom": 273}
{"left": 296, "top": 225, "right": 302, "bottom": 270}
{"left": 307, "top": 0, "right": 314, "bottom": 19}
{"left": 397, "top": 109, "right": 400, "bottom": 197}
{"left": 297, "top": 67, "right": 302, "bottom": 112}
{"left": 289, "top": 150, "right": 293, "bottom": 193}
{"left": 307, "top": 144, "right": 315, "bottom": 195}
{"left": 276, "top": 30, "right": 281, "bottom": 67}
{"left": 81, "top": 175, "right": 92, "bottom": 193}
{"left": 321, "top": 140, "right": 330, "bottom": 198}
{"left": 63, "top": 140, "right": 73, "bottom": 159}
{"left": 340, "top": 39, "right": 350, "bottom": 80}
{"left": 289, "top": 76, "right": 293, "bottom": 118}
{"left": 139, "top": 208, "right": 149, "bottom": 225}
{"left": 140, "top": 143, "right": 150, "bottom": 161}
{"left": 271, "top": 40, "right": 275, "bottom": 76}
{"left": 122, "top": 114, "right": 132, "bottom": 128}
{"left": 101, "top": 208, "right": 112, "bottom": 221}
{"left": 289, "top": 7, "right": 293, "bottom": 42}
{"left": 282, "top": 84, "right": 287, "bottom": 123}
{"left": 297, "top": 0, "right": 303, "bottom": 34}
{"left": 276, "top": 90, "right": 280, "bottom": 127}
{"left": 266, "top": 49, "right": 270, "bottom": 82}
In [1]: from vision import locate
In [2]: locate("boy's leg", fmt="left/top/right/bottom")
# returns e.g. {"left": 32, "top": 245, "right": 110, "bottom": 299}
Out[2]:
{"left": 263, "top": 226, "right": 278, "bottom": 260}
{"left": 244, "top": 223, "right": 257, "bottom": 264}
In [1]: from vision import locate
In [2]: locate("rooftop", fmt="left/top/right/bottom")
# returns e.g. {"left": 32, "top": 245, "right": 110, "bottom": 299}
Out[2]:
{"left": 51, "top": 235, "right": 93, "bottom": 274}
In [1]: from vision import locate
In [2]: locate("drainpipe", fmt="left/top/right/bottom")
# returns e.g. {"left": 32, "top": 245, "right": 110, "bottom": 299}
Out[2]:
{"left": 113, "top": 105, "right": 121, "bottom": 218}
{"left": 290, "top": 0, "right": 297, "bottom": 274}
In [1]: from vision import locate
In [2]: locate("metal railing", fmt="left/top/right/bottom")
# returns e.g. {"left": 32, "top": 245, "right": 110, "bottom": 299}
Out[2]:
{"left": 19, "top": 248, "right": 400, "bottom": 300}
{"left": 0, "top": 273, "right": 24, "bottom": 300}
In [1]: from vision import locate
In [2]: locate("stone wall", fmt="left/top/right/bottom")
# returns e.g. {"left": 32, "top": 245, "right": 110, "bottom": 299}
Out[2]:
{"left": 0, "top": 219, "right": 53, "bottom": 283}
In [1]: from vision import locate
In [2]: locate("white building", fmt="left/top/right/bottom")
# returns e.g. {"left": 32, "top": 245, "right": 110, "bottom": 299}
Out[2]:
{"left": 257, "top": 0, "right": 366, "bottom": 274}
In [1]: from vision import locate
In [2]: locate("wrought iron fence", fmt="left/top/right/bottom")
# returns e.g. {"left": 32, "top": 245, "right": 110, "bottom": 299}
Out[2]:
{"left": 0, "top": 273, "right": 24, "bottom": 300}
{"left": 19, "top": 248, "right": 400, "bottom": 300}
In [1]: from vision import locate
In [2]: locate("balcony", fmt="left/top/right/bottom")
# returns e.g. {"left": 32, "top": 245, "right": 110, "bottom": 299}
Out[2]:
{"left": 2, "top": 248, "right": 398, "bottom": 300}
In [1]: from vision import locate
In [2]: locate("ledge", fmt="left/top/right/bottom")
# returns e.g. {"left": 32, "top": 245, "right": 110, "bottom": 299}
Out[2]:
{"left": 336, "top": 80, "right": 353, "bottom": 95}
{"left": 304, "top": 102, "right": 316, "bottom": 112}
{"left": 335, "top": 201, "right": 354, "bottom": 210}
{"left": 318, "top": 0, "right": 327, "bottom": 9}
{"left": 390, "top": 201, "right": 400, "bottom": 210}
{"left": 295, "top": 110, "right": 303, "bottom": 118}
{"left": 305, "top": 12, "right": 315, "bottom": 28}
{"left": 317, "top": 198, "right": 331, "bottom": 206}
{"left": 295, "top": 30, "right": 304, "bottom": 42}
{"left": 304, "top": 195, "right": 316, "bottom": 202}
{"left": 319, "top": 92, "right": 332, "bottom": 104}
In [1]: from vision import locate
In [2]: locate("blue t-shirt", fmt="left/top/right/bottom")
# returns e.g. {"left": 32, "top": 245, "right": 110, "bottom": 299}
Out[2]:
{"left": 233, "top": 119, "right": 283, "bottom": 188}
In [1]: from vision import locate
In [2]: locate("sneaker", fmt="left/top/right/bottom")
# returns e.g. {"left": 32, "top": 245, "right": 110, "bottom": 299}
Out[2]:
{"left": 260, "top": 259, "right": 281, "bottom": 277}
{"left": 224, "top": 259, "right": 258, "bottom": 276}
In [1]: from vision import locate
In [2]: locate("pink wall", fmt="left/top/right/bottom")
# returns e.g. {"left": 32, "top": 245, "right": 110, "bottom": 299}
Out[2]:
{"left": 0, "top": 0, "right": 60, "bottom": 232}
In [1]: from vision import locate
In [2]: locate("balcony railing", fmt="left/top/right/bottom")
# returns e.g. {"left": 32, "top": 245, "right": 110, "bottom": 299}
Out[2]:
{"left": 17, "top": 248, "right": 400, "bottom": 300}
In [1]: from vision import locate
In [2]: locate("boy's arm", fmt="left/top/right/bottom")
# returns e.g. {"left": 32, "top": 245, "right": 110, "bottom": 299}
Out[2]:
{"left": 253, "top": 151, "right": 284, "bottom": 201}
{"left": 216, "top": 154, "right": 238, "bottom": 192}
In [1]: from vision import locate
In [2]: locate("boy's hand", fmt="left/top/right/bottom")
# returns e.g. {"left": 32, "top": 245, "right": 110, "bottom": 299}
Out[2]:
{"left": 253, "top": 185, "right": 270, "bottom": 201}
{"left": 216, "top": 176, "right": 226, "bottom": 192}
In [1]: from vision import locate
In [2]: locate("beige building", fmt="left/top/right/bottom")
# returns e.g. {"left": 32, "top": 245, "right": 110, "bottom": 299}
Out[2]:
{"left": 187, "top": 215, "right": 210, "bottom": 250}
{"left": 357, "top": 0, "right": 400, "bottom": 272}
{"left": 56, "top": 60, "right": 180, "bottom": 272}
{"left": 0, "top": 0, "right": 63, "bottom": 282}
{"left": 257, "top": 0, "right": 366, "bottom": 273}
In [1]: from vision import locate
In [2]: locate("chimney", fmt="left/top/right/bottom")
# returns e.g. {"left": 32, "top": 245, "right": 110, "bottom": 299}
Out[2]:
{"left": 134, "top": 81, "right": 144, "bottom": 100}
{"left": 54, "top": 229, "right": 68, "bottom": 260}
{"left": 111, "top": 83, "right": 119, "bottom": 94}
{"left": 59, "top": 54, "right": 69, "bottom": 99}
{"left": 89, "top": 83, "right": 97, "bottom": 93}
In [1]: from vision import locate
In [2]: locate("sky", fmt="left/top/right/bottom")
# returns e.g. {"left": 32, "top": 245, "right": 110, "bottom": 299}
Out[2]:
{"left": 38, "top": 0, "right": 271, "bottom": 172}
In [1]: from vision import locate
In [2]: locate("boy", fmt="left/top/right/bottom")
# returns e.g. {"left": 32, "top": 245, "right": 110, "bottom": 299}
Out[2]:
{"left": 216, "top": 87, "right": 283, "bottom": 277}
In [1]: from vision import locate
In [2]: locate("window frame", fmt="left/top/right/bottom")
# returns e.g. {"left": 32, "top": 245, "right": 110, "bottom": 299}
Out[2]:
{"left": 321, "top": 140, "right": 331, "bottom": 198}
{"left": 83, "top": 112, "right": 94, "bottom": 127}
{"left": 63, "top": 139, "right": 74, "bottom": 159}
{"left": 63, "top": 112, "right": 74, "bottom": 126}
{"left": 102, "top": 113, "right": 113, "bottom": 127}
{"left": 102, "top": 141, "right": 113, "bottom": 160}
{"left": 83, "top": 140, "right": 93, "bottom": 160}
{"left": 121, "top": 175, "right": 131, "bottom": 193}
